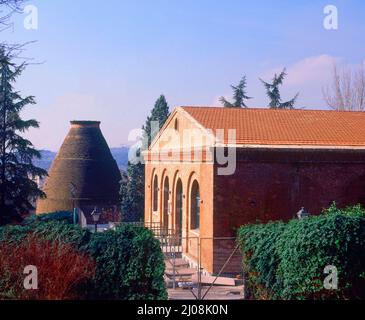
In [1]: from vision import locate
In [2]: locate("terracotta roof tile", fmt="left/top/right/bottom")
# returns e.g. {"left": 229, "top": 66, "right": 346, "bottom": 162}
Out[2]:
{"left": 180, "top": 106, "right": 365, "bottom": 147}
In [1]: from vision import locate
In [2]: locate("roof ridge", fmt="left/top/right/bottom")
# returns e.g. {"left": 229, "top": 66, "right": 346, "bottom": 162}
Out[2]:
{"left": 180, "top": 106, "right": 365, "bottom": 114}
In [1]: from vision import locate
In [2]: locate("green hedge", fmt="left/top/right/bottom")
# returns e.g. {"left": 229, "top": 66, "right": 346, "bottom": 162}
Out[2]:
{"left": 27, "top": 211, "right": 75, "bottom": 224}
{"left": 88, "top": 226, "right": 167, "bottom": 300}
{"left": 0, "top": 213, "right": 167, "bottom": 300}
{"left": 0, "top": 214, "right": 91, "bottom": 249}
{"left": 238, "top": 204, "right": 365, "bottom": 300}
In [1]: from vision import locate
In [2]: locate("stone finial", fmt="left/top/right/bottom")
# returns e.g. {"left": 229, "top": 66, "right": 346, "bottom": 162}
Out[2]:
{"left": 296, "top": 207, "right": 310, "bottom": 219}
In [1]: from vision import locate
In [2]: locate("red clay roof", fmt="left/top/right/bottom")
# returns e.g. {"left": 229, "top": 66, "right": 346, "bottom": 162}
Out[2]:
{"left": 180, "top": 106, "right": 365, "bottom": 147}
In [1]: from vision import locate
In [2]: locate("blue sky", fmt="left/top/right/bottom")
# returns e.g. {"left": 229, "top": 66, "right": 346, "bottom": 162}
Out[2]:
{"left": 2, "top": 0, "right": 365, "bottom": 150}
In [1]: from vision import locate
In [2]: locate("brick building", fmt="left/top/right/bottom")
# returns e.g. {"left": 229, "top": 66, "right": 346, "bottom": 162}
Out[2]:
{"left": 144, "top": 107, "right": 365, "bottom": 274}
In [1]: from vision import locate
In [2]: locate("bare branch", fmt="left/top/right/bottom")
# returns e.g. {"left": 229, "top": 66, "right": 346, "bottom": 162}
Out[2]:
{"left": 0, "top": 0, "right": 27, "bottom": 29}
{"left": 322, "top": 62, "right": 365, "bottom": 111}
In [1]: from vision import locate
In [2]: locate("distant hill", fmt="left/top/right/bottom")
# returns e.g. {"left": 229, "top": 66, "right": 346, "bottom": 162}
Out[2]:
{"left": 34, "top": 150, "right": 56, "bottom": 171}
{"left": 110, "top": 147, "right": 130, "bottom": 170}
{"left": 34, "top": 147, "right": 130, "bottom": 171}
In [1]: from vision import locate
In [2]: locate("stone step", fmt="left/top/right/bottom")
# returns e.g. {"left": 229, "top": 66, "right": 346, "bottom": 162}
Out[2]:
{"left": 165, "top": 268, "right": 197, "bottom": 278}
{"left": 165, "top": 258, "right": 190, "bottom": 269}
{"left": 190, "top": 274, "right": 236, "bottom": 286}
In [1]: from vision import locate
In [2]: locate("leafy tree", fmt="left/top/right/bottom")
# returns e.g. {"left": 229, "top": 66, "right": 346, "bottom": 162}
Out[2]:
{"left": 220, "top": 75, "right": 252, "bottom": 108}
{"left": 0, "top": 46, "right": 47, "bottom": 225}
{"left": 260, "top": 68, "right": 299, "bottom": 109}
{"left": 120, "top": 95, "right": 170, "bottom": 222}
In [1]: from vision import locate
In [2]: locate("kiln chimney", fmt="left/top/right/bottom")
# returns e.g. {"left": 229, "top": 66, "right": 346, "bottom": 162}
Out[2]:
{"left": 36, "top": 121, "right": 121, "bottom": 214}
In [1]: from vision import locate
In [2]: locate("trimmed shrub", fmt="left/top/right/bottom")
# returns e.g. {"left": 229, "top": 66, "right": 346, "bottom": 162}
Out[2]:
{"left": 0, "top": 216, "right": 91, "bottom": 250}
{"left": 0, "top": 212, "right": 167, "bottom": 300}
{"left": 239, "top": 222, "right": 286, "bottom": 299}
{"left": 87, "top": 225, "right": 167, "bottom": 300}
{"left": 238, "top": 204, "right": 365, "bottom": 300}
{"left": 0, "top": 234, "right": 95, "bottom": 300}
{"left": 25, "top": 211, "right": 75, "bottom": 224}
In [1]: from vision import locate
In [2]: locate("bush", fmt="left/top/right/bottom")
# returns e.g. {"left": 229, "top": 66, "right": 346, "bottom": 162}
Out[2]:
{"left": 238, "top": 204, "right": 365, "bottom": 300}
{"left": 238, "top": 222, "right": 286, "bottom": 299}
{"left": 0, "top": 234, "right": 95, "bottom": 300}
{"left": 0, "top": 212, "right": 167, "bottom": 300}
{"left": 0, "top": 216, "right": 91, "bottom": 250}
{"left": 87, "top": 225, "right": 167, "bottom": 300}
{"left": 25, "top": 211, "right": 75, "bottom": 224}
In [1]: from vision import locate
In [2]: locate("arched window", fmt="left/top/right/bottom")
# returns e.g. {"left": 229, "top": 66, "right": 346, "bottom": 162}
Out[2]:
{"left": 190, "top": 180, "right": 200, "bottom": 230}
{"left": 163, "top": 177, "right": 169, "bottom": 228}
{"left": 175, "top": 179, "right": 183, "bottom": 237}
{"left": 153, "top": 175, "right": 158, "bottom": 212}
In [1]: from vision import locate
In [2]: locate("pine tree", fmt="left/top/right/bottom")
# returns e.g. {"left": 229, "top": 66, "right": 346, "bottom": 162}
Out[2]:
{"left": 260, "top": 68, "right": 299, "bottom": 109}
{"left": 120, "top": 95, "right": 170, "bottom": 222}
{"left": 142, "top": 95, "right": 170, "bottom": 147}
{"left": 220, "top": 76, "right": 252, "bottom": 108}
{"left": 0, "top": 46, "right": 47, "bottom": 225}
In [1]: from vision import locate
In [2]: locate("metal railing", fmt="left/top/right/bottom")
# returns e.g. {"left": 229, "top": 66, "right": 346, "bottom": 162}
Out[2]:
{"left": 119, "top": 221, "right": 244, "bottom": 300}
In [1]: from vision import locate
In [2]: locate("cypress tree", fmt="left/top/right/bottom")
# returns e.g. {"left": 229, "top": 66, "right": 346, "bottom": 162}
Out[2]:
{"left": 260, "top": 68, "right": 299, "bottom": 109}
{"left": 142, "top": 95, "right": 170, "bottom": 148}
{"left": 120, "top": 95, "right": 170, "bottom": 222}
{"left": 0, "top": 46, "right": 47, "bottom": 225}
{"left": 220, "top": 75, "right": 252, "bottom": 108}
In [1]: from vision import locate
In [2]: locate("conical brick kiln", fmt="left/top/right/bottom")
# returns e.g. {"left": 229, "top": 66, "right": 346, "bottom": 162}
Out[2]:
{"left": 36, "top": 121, "right": 121, "bottom": 214}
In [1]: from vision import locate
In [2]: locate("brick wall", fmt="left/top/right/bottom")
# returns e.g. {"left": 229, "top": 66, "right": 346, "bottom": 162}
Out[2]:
{"left": 214, "top": 148, "right": 365, "bottom": 237}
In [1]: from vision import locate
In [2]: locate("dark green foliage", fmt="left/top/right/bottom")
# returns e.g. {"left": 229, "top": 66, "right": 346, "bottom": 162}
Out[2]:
{"left": 260, "top": 68, "right": 299, "bottom": 109}
{"left": 238, "top": 204, "right": 365, "bottom": 300}
{"left": 239, "top": 222, "right": 286, "bottom": 299}
{"left": 142, "top": 95, "right": 170, "bottom": 148}
{"left": 25, "top": 211, "right": 74, "bottom": 224}
{"left": 120, "top": 95, "right": 170, "bottom": 222}
{"left": 220, "top": 75, "right": 252, "bottom": 108}
{"left": 120, "top": 160, "right": 145, "bottom": 222}
{"left": 0, "top": 46, "right": 47, "bottom": 225}
{"left": 0, "top": 214, "right": 91, "bottom": 249}
{"left": 88, "top": 225, "right": 167, "bottom": 300}
{"left": 0, "top": 212, "right": 167, "bottom": 300}
{"left": 324, "top": 202, "right": 365, "bottom": 217}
